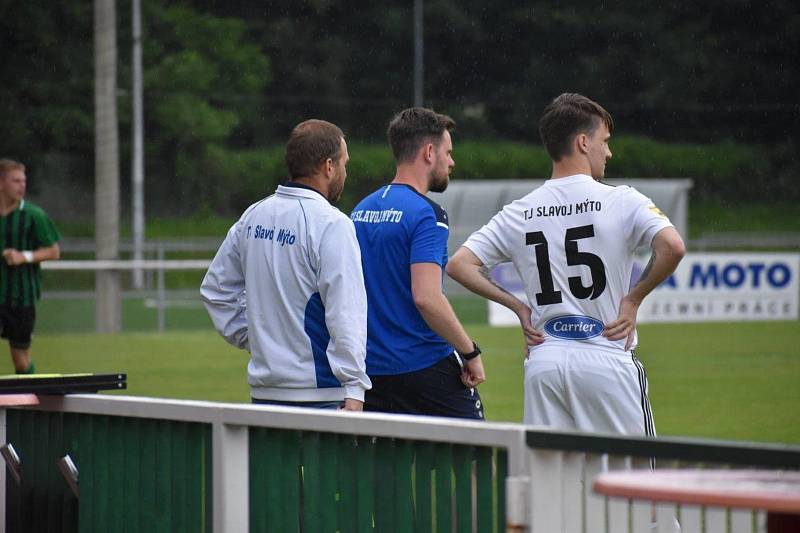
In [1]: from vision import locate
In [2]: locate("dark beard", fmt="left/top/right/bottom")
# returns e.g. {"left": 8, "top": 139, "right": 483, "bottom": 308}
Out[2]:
{"left": 429, "top": 170, "right": 449, "bottom": 193}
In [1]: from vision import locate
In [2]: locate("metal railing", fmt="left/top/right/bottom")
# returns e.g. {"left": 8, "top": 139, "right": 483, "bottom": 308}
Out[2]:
{"left": 58, "top": 238, "right": 223, "bottom": 254}
{"left": 42, "top": 259, "right": 210, "bottom": 331}
{"left": 3, "top": 395, "right": 799, "bottom": 532}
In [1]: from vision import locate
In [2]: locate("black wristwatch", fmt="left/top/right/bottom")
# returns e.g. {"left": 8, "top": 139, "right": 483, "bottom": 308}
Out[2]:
{"left": 458, "top": 341, "right": 481, "bottom": 360}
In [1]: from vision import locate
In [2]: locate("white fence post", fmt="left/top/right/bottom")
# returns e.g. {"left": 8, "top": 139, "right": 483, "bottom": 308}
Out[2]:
{"left": 506, "top": 475, "right": 530, "bottom": 531}
{"left": 212, "top": 422, "right": 248, "bottom": 533}
{"left": 584, "top": 453, "right": 607, "bottom": 533}
{"left": 529, "top": 449, "right": 566, "bottom": 532}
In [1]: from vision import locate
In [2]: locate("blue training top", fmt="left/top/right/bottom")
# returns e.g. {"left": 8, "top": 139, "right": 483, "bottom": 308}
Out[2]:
{"left": 351, "top": 183, "right": 453, "bottom": 375}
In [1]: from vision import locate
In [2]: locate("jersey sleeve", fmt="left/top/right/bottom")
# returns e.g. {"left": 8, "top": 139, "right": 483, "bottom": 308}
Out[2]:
{"left": 462, "top": 207, "right": 514, "bottom": 267}
{"left": 32, "top": 209, "right": 60, "bottom": 247}
{"left": 409, "top": 206, "right": 448, "bottom": 267}
{"left": 622, "top": 187, "right": 674, "bottom": 250}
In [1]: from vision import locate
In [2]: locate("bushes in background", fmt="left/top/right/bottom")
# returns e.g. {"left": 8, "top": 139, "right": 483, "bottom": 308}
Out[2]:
{"left": 213, "top": 136, "right": 780, "bottom": 215}
{"left": 606, "top": 137, "right": 772, "bottom": 201}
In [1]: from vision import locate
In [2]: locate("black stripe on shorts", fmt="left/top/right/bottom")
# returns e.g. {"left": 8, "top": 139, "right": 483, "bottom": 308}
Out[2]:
{"left": 631, "top": 352, "right": 656, "bottom": 438}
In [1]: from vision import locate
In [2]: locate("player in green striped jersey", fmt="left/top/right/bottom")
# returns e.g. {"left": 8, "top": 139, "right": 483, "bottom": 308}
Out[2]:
{"left": 0, "top": 159, "right": 60, "bottom": 374}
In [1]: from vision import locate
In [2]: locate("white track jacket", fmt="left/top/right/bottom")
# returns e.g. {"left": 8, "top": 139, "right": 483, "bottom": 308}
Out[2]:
{"left": 201, "top": 184, "right": 371, "bottom": 402}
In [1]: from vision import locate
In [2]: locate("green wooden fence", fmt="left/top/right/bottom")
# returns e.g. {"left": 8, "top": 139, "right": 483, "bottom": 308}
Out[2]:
{"left": 2, "top": 401, "right": 509, "bottom": 533}
{"left": 248, "top": 429, "right": 506, "bottom": 533}
{"left": 5, "top": 410, "right": 211, "bottom": 533}
{"left": 7, "top": 395, "right": 797, "bottom": 533}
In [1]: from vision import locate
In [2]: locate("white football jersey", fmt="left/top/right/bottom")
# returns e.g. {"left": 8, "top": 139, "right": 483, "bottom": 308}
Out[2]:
{"left": 463, "top": 174, "right": 672, "bottom": 352}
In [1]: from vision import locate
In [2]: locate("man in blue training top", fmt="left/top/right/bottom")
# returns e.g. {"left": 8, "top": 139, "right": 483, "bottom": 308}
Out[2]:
{"left": 351, "top": 107, "right": 485, "bottom": 419}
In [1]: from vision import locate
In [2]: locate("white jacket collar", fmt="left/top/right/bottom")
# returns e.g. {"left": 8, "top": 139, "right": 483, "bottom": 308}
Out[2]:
{"left": 276, "top": 183, "right": 328, "bottom": 202}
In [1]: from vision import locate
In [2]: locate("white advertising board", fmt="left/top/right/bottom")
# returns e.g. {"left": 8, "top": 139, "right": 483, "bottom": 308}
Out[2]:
{"left": 488, "top": 253, "right": 799, "bottom": 325}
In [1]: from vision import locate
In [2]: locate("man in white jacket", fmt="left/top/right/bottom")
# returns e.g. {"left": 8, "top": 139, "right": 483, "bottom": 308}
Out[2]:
{"left": 201, "top": 119, "right": 371, "bottom": 410}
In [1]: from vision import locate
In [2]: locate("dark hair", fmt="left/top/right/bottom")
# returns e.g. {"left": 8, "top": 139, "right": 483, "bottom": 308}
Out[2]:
{"left": 285, "top": 119, "right": 344, "bottom": 179}
{"left": 387, "top": 107, "right": 455, "bottom": 164}
{"left": 0, "top": 158, "right": 25, "bottom": 178}
{"left": 538, "top": 93, "right": 614, "bottom": 162}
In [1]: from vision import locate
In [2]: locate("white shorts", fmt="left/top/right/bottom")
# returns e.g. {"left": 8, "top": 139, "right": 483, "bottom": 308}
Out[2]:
{"left": 523, "top": 345, "right": 656, "bottom": 436}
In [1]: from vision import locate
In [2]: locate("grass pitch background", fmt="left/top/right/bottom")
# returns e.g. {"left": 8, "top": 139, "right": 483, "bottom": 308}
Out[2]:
{"left": 6, "top": 295, "right": 799, "bottom": 445}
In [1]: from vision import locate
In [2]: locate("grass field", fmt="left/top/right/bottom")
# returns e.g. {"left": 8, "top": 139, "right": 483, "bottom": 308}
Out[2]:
{"left": 3, "top": 310, "right": 798, "bottom": 445}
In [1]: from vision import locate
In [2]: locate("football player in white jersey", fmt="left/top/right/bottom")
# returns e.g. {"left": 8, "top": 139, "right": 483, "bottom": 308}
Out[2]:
{"left": 447, "top": 93, "right": 685, "bottom": 435}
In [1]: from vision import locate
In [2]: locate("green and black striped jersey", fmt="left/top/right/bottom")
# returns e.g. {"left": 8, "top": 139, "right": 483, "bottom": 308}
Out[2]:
{"left": 0, "top": 200, "right": 60, "bottom": 307}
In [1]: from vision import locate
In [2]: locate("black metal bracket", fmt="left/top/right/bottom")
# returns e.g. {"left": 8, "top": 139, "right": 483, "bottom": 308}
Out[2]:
{"left": 57, "top": 454, "right": 80, "bottom": 499}
{"left": 0, "top": 443, "right": 21, "bottom": 485}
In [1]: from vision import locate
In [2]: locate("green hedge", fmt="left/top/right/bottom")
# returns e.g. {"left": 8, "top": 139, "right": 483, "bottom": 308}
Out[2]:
{"left": 605, "top": 137, "right": 772, "bottom": 200}
{"left": 198, "top": 136, "right": 782, "bottom": 215}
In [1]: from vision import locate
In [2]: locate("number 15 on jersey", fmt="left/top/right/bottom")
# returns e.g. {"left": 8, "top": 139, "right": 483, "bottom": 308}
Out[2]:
{"left": 526, "top": 224, "right": 607, "bottom": 305}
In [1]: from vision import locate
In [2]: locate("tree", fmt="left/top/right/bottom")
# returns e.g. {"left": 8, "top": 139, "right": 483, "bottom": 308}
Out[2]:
{"left": 137, "top": 3, "right": 270, "bottom": 213}
{"left": 0, "top": 2, "right": 94, "bottom": 188}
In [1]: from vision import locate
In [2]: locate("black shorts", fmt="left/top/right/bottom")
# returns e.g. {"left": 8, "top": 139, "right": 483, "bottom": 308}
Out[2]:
{"left": 0, "top": 305, "right": 35, "bottom": 349}
{"left": 365, "top": 353, "right": 485, "bottom": 420}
